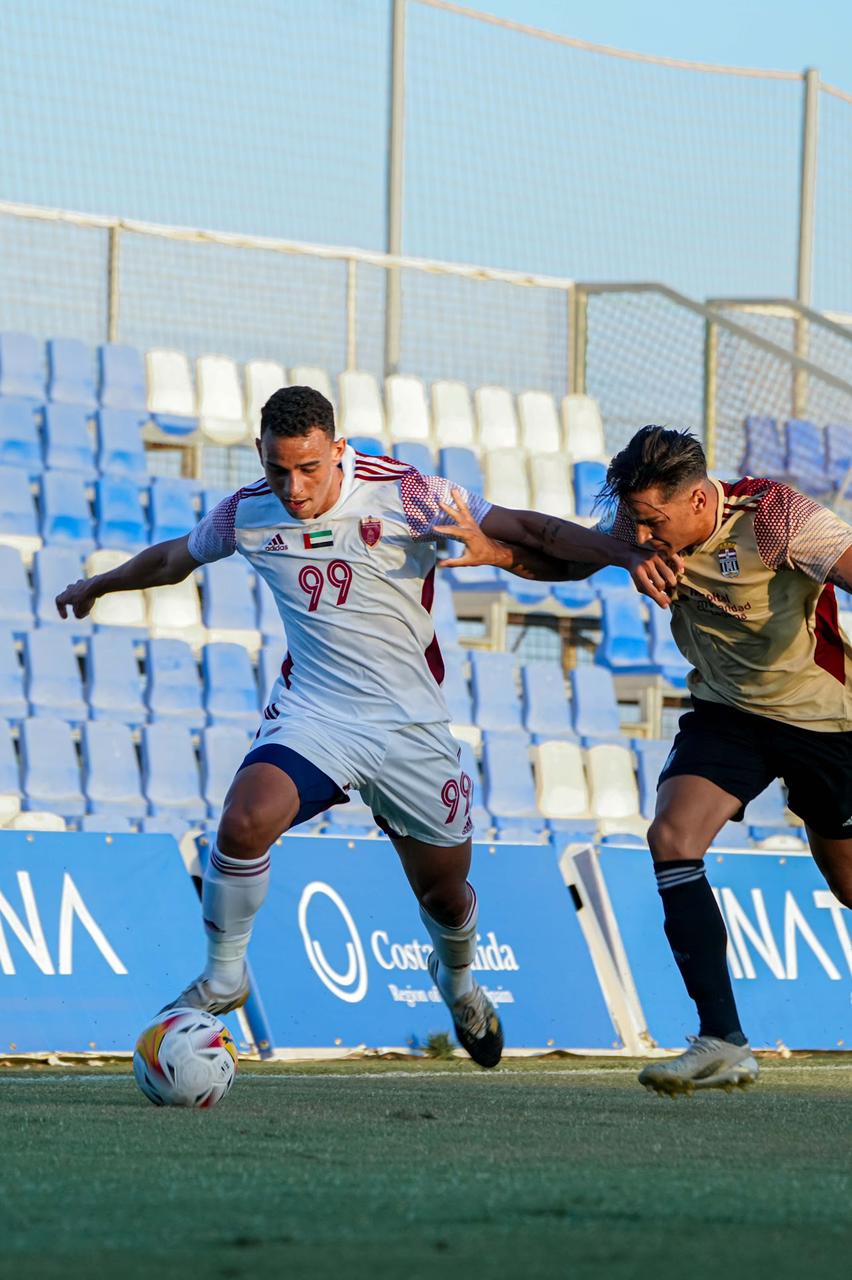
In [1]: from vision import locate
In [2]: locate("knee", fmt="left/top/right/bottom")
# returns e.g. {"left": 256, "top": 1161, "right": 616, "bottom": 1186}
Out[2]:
{"left": 419, "top": 881, "right": 472, "bottom": 928}
{"left": 218, "top": 801, "right": 276, "bottom": 860}
{"left": 827, "top": 878, "right": 852, "bottom": 911}
{"left": 647, "top": 814, "right": 699, "bottom": 863}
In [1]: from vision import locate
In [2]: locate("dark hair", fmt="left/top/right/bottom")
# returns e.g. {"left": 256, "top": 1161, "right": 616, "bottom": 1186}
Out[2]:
{"left": 600, "top": 425, "right": 707, "bottom": 505}
{"left": 260, "top": 385, "right": 335, "bottom": 439}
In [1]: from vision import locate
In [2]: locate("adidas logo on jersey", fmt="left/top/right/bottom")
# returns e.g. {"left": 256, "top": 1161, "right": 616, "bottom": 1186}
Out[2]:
{"left": 262, "top": 534, "right": 289, "bottom": 553}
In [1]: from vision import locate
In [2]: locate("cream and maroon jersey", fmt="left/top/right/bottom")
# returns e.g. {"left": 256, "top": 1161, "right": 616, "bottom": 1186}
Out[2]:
{"left": 187, "top": 446, "right": 491, "bottom": 727}
{"left": 603, "top": 477, "right": 852, "bottom": 731}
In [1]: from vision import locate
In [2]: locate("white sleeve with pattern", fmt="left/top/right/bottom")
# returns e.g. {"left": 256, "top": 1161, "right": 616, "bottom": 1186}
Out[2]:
{"left": 398, "top": 470, "right": 492, "bottom": 542}
{"left": 753, "top": 483, "right": 852, "bottom": 582}
{"left": 186, "top": 493, "right": 239, "bottom": 564}
{"left": 788, "top": 507, "right": 852, "bottom": 582}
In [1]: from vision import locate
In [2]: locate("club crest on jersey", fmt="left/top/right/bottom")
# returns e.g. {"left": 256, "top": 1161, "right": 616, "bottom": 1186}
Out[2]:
{"left": 262, "top": 533, "right": 289, "bottom": 553}
{"left": 359, "top": 517, "right": 383, "bottom": 548}
{"left": 717, "top": 539, "right": 740, "bottom": 578}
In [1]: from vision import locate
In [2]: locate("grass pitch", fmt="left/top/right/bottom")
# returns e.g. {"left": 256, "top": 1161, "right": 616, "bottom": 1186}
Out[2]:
{"left": 2, "top": 1057, "right": 851, "bottom": 1280}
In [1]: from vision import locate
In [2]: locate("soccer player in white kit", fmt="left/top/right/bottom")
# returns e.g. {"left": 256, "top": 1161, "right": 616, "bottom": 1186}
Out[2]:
{"left": 56, "top": 387, "right": 675, "bottom": 1067}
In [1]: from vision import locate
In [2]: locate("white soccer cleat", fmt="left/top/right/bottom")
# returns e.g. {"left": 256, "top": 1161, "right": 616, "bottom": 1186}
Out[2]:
{"left": 639, "top": 1035, "right": 759, "bottom": 1096}
{"left": 159, "top": 971, "right": 250, "bottom": 1018}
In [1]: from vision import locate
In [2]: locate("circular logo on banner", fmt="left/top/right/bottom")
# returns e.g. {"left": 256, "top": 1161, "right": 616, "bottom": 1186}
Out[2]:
{"left": 297, "top": 881, "right": 368, "bottom": 1003}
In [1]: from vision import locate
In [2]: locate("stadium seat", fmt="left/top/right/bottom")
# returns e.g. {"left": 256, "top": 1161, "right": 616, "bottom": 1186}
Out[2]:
{"left": 784, "top": 419, "right": 833, "bottom": 497}
{"left": 493, "top": 819, "right": 547, "bottom": 843}
{"left": 470, "top": 651, "right": 522, "bottom": 732}
{"left": 392, "top": 442, "right": 433, "bottom": 472}
{"left": 529, "top": 452, "right": 574, "bottom": 518}
{"left": 201, "top": 486, "right": 231, "bottom": 516}
{"left": 197, "top": 355, "right": 247, "bottom": 446}
{"left": 561, "top": 395, "right": 606, "bottom": 461}
{"left": 532, "top": 740, "right": 589, "bottom": 819}
{"left": 146, "top": 349, "right": 198, "bottom": 437}
{"left": 202, "top": 558, "right": 261, "bottom": 654}
{"left": 43, "top": 403, "right": 97, "bottom": 478}
{"left": 85, "top": 631, "right": 145, "bottom": 724}
{"left": 0, "top": 720, "right": 21, "bottom": 825}
{"left": 245, "top": 359, "right": 286, "bottom": 437}
{"left": 441, "top": 539, "right": 502, "bottom": 591}
{"left": 475, "top": 385, "right": 518, "bottom": 450}
{"left": 551, "top": 578, "right": 596, "bottom": 611}
{"left": 598, "top": 592, "right": 652, "bottom": 672}
{"left": 518, "top": 391, "right": 561, "bottom": 453}
{"left": 590, "top": 565, "right": 632, "bottom": 595}
{"left": 323, "top": 794, "right": 378, "bottom": 835}
{"left": 349, "top": 436, "right": 384, "bottom": 456}
{"left": 481, "top": 731, "right": 537, "bottom": 818}
{"left": 746, "top": 777, "right": 789, "bottom": 827}
{"left": 256, "top": 578, "right": 281, "bottom": 642}
{"left": 632, "top": 738, "right": 672, "bottom": 819}
{"left": 95, "top": 475, "right": 147, "bottom": 551}
{"left": 0, "top": 630, "right": 26, "bottom": 720}
{"left": 586, "top": 743, "right": 642, "bottom": 825}
{"left": 146, "top": 637, "right": 204, "bottom": 728}
{"left": 140, "top": 814, "right": 193, "bottom": 838}
{"left": 648, "top": 607, "right": 691, "bottom": 685}
{"left": 0, "top": 332, "right": 44, "bottom": 402}
{"left": 441, "top": 647, "right": 473, "bottom": 725}
{"left": 432, "top": 573, "right": 460, "bottom": 649}
{"left": 96, "top": 408, "right": 148, "bottom": 482}
{"left": 0, "top": 545, "right": 34, "bottom": 632}
{"left": 522, "top": 662, "right": 574, "bottom": 738}
{"left": 201, "top": 724, "right": 252, "bottom": 812}
{"left": 149, "top": 476, "right": 197, "bottom": 543}
{"left": 438, "top": 447, "right": 484, "bottom": 496}
{"left": 386, "top": 374, "right": 430, "bottom": 442}
{"left": 484, "top": 448, "right": 530, "bottom": 507}
{"left": 339, "top": 370, "right": 384, "bottom": 439}
{"left": 47, "top": 338, "right": 97, "bottom": 409}
{"left": 141, "top": 722, "right": 206, "bottom": 820}
{"left": 432, "top": 381, "right": 477, "bottom": 449}
{"left": 202, "top": 642, "right": 258, "bottom": 728}
{"left": 33, "top": 547, "right": 86, "bottom": 629}
{"left": 742, "top": 416, "right": 784, "bottom": 476}
{"left": 24, "top": 628, "right": 86, "bottom": 721}
{"left": 0, "top": 398, "right": 41, "bottom": 472}
{"left": 826, "top": 424, "right": 852, "bottom": 486}
{"left": 146, "top": 574, "right": 206, "bottom": 650}
{"left": 80, "top": 814, "right": 134, "bottom": 834}
{"left": 570, "top": 665, "right": 621, "bottom": 743}
{"left": 21, "top": 716, "right": 85, "bottom": 817}
{"left": 498, "top": 572, "right": 553, "bottom": 607}
{"left": 573, "top": 460, "right": 608, "bottom": 519}
{"left": 98, "top": 343, "right": 147, "bottom": 413}
{"left": 82, "top": 720, "right": 145, "bottom": 819}
{"left": 0, "top": 465, "right": 42, "bottom": 560}
{"left": 547, "top": 817, "right": 598, "bottom": 845}
{"left": 9, "top": 810, "right": 67, "bottom": 832}
{"left": 40, "top": 471, "right": 94, "bottom": 550}
{"left": 85, "top": 549, "right": 147, "bottom": 630}
{"left": 289, "top": 366, "right": 335, "bottom": 406}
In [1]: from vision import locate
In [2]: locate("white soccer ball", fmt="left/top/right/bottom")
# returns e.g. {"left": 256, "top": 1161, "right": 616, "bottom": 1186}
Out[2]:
{"left": 133, "top": 1007, "right": 238, "bottom": 1108}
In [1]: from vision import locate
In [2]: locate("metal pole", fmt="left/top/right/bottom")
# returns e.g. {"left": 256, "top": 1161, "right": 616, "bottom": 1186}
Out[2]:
{"left": 794, "top": 67, "right": 820, "bottom": 416}
{"left": 107, "top": 224, "right": 121, "bottom": 342}
{"left": 384, "top": 0, "right": 406, "bottom": 377}
{"left": 703, "top": 318, "right": 718, "bottom": 469}
{"left": 345, "top": 258, "right": 358, "bottom": 371}
{"left": 573, "top": 288, "right": 588, "bottom": 397}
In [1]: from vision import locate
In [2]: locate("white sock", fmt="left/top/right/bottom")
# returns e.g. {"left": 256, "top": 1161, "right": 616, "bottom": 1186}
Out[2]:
{"left": 419, "top": 884, "right": 478, "bottom": 1005}
{"left": 201, "top": 845, "right": 270, "bottom": 994}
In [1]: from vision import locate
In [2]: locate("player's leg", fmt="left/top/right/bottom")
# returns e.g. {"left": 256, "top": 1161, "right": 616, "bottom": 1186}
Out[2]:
{"left": 782, "top": 725, "right": 852, "bottom": 910}
{"left": 805, "top": 832, "right": 852, "bottom": 908}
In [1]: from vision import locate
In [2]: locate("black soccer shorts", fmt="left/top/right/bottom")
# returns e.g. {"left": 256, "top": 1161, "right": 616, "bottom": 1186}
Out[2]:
{"left": 657, "top": 696, "right": 852, "bottom": 840}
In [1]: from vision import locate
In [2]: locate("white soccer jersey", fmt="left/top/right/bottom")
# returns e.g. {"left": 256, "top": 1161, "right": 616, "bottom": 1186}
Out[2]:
{"left": 188, "top": 447, "right": 491, "bottom": 727}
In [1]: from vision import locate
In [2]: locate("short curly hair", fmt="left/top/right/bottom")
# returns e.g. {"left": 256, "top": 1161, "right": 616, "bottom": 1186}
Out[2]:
{"left": 260, "top": 385, "right": 335, "bottom": 439}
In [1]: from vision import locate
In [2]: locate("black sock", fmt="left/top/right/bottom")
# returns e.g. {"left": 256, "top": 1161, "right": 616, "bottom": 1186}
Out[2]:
{"left": 654, "top": 860, "right": 746, "bottom": 1046}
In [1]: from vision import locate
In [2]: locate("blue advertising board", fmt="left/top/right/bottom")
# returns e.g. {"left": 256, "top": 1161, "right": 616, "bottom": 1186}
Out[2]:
{"left": 246, "top": 836, "right": 620, "bottom": 1050}
{"left": 0, "top": 833, "right": 242, "bottom": 1054}
{"left": 596, "top": 846, "right": 852, "bottom": 1050}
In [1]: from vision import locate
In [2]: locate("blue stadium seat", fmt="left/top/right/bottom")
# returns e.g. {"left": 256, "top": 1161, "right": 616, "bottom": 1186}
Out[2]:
{"left": 323, "top": 796, "right": 377, "bottom": 834}
{"left": 141, "top": 722, "right": 206, "bottom": 820}
{"left": 438, "top": 447, "right": 484, "bottom": 496}
{"left": 432, "top": 573, "right": 460, "bottom": 648}
{"left": 349, "top": 436, "right": 384, "bottom": 456}
{"left": 0, "top": 398, "right": 41, "bottom": 472}
{"left": 201, "top": 487, "right": 232, "bottom": 515}
{"left": 98, "top": 343, "right": 147, "bottom": 412}
{"left": 393, "top": 442, "right": 433, "bottom": 471}
{"left": 481, "top": 731, "right": 537, "bottom": 818}
{"left": 95, "top": 476, "right": 147, "bottom": 551}
{"left": 0, "top": 332, "right": 44, "bottom": 402}
{"left": 0, "top": 546, "right": 34, "bottom": 632}
{"left": 648, "top": 607, "right": 690, "bottom": 685}
{"left": 256, "top": 577, "right": 281, "bottom": 640}
{"left": 43, "top": 403, "right": 97, "bottom": 478}
{"left": 569, "top": 665, "right": 621, "bottom": 743}
{"left": 493, "top": 819, "right": 547, "bottom": 843}
{"left": 85, "top": 631, "right": 145, "bottom": 724}
{"left": 784, "top": 419, "right": 833, "bottom": 496}
{"left": 498, "top": 572, "right": 553, "bottom": 605}
{"left": 82, "top": 720, "right": 146, "bottom": 818}
{"left": 599, "top": 832, "right": 646, "bottom": 848}
{"left": 442, "top": 540, "right": 501, "bottom": 590}
{"left": 632, "top": 738, "right": 672, "bottom": 819}
{"left": 47, "top": 338, "right": 97, "bottom": 409}
{"left": 742, "top": 416, "right": 784, "bottom": 475}
{"left": 258, "top": 644, "right": 286, "bottom": 704}
{"left": 202, "top": 643, "right": 258, "bottom": 728}
{"left": 551, "top": 578, "right": 596, "bottom": 611}
{"left": 573, "top": 461, "right": 607, "bottom": 518}
{"left": 21, "top": 716, "right": 85, "bottom": 817}
{"left": 827, "top": 423, "right": 852, "bottom": 486}
{"left": 456, "top": 739, "right": 491, "bottom": 834}
{"left": 201, "top": 724, "right": 252, "bottom": 813}
{"left": 140, "top": 814, "right": 193, "bottom": 838}
{"left": 80, "top": 814, "right": 134, "bottom": 834}
{"left": 33, "top": 546, "right": 90, "bottom": 630}
{"left": 746, "top": 777, "right": 788, "bottom": 827}
{"left": 40, "top": 471, "right": 94, "bottom": 549}
{"left": 597, "top": 592, "right": 652, "bottom": 672}
{"left": 145, "top": 638, "right": 204, "bottom": 727}
{"left": 0, "top": 630, "right": 27, "bottom": 719}
{"left": 547, "top": 817, "right": 598, "bottom": 845}
{"left": 202, "top": 558, "right": 257, "bottom": 634}
{"left": 521, "top": 662, "right": 574, "bottom": 738}
{"left": 441, "top": 648, "right": 473, "bottom": 723}
{"left": 590, "top": 566, "right": 632, "bottom": 595}
{"left": 24, "top": 629, "right": 86, "bottom": 721}
{"left": 0, "top": 464, "right": 40, "bottom": 548}
{"left": 470, "top": 651, "right": 522, "bottom": 732}
{"left": 96, "top": 409, "right": 148, "bottom": 482}
{"left": 149, "top": 476, "right": 197, "bottom": 543}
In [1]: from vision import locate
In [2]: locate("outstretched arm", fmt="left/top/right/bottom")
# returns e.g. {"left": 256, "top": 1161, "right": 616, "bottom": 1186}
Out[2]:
{"left": 55, "top": 535, "right": 200, "bottom": 620}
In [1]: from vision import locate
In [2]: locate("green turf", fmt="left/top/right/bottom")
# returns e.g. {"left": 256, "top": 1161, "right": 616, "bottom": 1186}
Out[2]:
{"left": 2, "top": 1059, "right": 851, "bottom": 1280}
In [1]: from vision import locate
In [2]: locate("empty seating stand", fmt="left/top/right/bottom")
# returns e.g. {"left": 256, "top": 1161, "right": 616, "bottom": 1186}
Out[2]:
{"left": 742, "top": 416, "right": 785, "bottom": 476}
{"left": 197, "top": 355, "right": 247, "bottom": 446}
{"left": 202, "top": 724, "right": 252, "bottom": 812}
{"left": 392, "top": 442, "right": 432, "bottom": 473}
{"left": 784, "top": 419, "right": 832, "bottom": 496}
{"left": 0, "top": 332, "right": 44, "bottom": 402}
{"left": 0, "top": 629, "right": 27, "bottom": 719}
{"left": 475, "top": 385, "right": 518, "bottom": 451}
{"left": 43, "top": 403, "right": 97, "bottom": 478}
{"left": 146, "top": 349, "right": 198, "bottom": 437}
{"left": 98, "top": 343, "right": 147, "bottom": 412}
{"left": 25, "top": 628, "right": 86, "bottom": 721}
{"left": 522, "top": 662, "right": 574, "bottom": 738}
{"left": 95, "top": 476, "right": 147, "bottom": 552}
{"left": 518, "top": 391, "right": 561, "bottom": 453}
{"left": 0, "top": 464, "right": 42, "bottom": 560}
{"left": 438, "top": 448, "right": 484, "bottom": 496}
{"left": 562, "top": 395, "right": 606, "bottom": 461}
{"left": 146, "top": 637, "right": 204, "bottom": 728}
{"left": 40, "top": 471, "right": 94, "bottom": 551}
{"left": 149, "top": 476, "right": 197, "bottom": 543}
{"left": 141, "top": 722, "right": 206, "bottom": 820}
{"left": 97, "top": 408, "right": 148, "bottom": 482}
{"left": 245, "top": 360, "right": 286, "bottom": 437}
{"left": 0, "top": 546, "right": 34, "bottom": 632}
{"left": 202, "top": 558, "right": 261, "bottom": 653}
{"left": 0, "top": 398, "right": 41, "bottom": 472}
{"left": 85, "top": 631, "right": 145, "bottom": 724}
{"left": 47, "top": 338, "right": 97, "bottom": 409}
{"left": 598, "top": 592, "right": 652, "bottom": 672}
{"left": 481, "top": 731, "right": 537, "bottom": 819}
{"left": 82, "top": 720, "right": 146, "bottom": 819}
{"left": 202, "top": 642, "right": 258, "bottom": 728}
{"left": 570, "top": 665, "right": 622, "bottom": 743}
{"left": 21, "top": 716, "right": 85, "bottom": 817}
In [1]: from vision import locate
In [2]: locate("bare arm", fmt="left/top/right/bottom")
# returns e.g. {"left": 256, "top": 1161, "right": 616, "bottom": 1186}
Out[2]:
{"left": 55, "top": 535, "right": 201, "bottom": 620}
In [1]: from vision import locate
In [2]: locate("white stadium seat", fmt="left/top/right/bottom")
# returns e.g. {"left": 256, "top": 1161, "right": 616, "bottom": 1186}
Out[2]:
{"left": 587, "top": 743, "right": 642, "bottom": 822}
{"left": 289, "top": 366, "right": 335, "bottom": 408}
{"left": 146, "top": 349, "right": 196, "bottom": 418}
{"left": 532, "top": 741, "right": 589, "bottom": 819}
{"left": 245, "top": 360, "right": 286, "bottom": 437}
{"left": 475, "top": 385, "right": 519, "bottom": 451}
{"left": 339, "top": 370, "right": 384, "bottom": 440}
{"left": 197, "top": 355, "right": 247, "bottom": 447}
{"left": 10, "top": 811, "right": 67, "bottom": 832}
{"left": 86, "top": 550, "right": 147, "bottom": 629}
{"left": 432, "top": 381, "right": 477, "bottom": 449}
{"left": 485, "top": 447, "right": 530, "bottom": 507}
{"left": 518, "top": 391, "right": 562, "bottom": 453}
{"left": 561, "top": 394, "right": 607, "bottom": 461}
{"left": 529, "top": 453, "right": 575, "bottom": 518}
{"left": 385, "top": 374, "right": 430, "bottom": 442}
{"left": 146, "top": 577, "right": 206, "bottom": 653}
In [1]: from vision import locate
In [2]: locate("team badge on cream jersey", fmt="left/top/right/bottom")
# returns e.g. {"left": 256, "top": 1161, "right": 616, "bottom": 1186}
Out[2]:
{"left": 187, "top": 447, "right": 491, "bottom": 727}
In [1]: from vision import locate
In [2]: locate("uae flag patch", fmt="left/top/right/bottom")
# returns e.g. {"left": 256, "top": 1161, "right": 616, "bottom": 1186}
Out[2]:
{"left": 303, "top": 528, "right": 334, "bottom": 549}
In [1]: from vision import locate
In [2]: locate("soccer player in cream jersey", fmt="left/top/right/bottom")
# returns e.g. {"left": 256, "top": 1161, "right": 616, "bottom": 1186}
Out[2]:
{"left": 443, "top": 425, "right": 852, "bottom": 1092}
{"left": 55, "top": 388, "right": 673, "bottom": 1068}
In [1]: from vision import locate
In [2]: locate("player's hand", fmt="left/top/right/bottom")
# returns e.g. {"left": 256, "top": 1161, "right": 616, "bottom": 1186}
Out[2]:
{"left": 435, "top": 489, "right": 510, "bottom": 569}
{"left": 55, "top": 577, "right": 100, "bottom": 620}
{"left": 623, "top": 548, "right": 683, "bottom": 609}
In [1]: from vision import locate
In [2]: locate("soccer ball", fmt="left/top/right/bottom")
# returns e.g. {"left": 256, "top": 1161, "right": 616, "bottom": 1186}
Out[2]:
{"left": 133, "top": 1008, "right": 238, "bottom": 1108}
